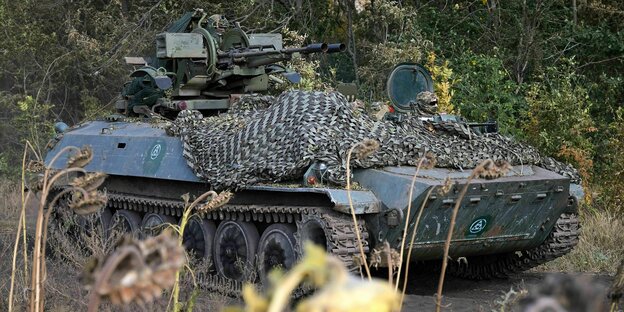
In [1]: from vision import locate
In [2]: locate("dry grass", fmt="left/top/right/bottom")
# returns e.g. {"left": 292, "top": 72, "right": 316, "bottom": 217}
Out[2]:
{"left": 0, "top": 180, "right": 21, "bottom": 235}
{"left": 0, "top": 178, "right": 230, "bottom": 311}
{"left": 537, "top": 210, "right": 624, "bottom": 273}
{"left": 0, "top": 179, "right": 26, "bottom": 311}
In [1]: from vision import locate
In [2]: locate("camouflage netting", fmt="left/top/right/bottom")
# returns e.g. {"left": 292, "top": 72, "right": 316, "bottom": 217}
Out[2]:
{"left": 167, "top": 90, "right": 580, "bottom": 190}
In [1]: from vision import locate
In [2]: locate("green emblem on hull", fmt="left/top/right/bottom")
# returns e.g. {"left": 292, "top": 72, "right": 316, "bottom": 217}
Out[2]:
{"left": 466, "top": 216, "right": 491, "bottom": 237}
{"left": 144, "top": 141, "right": 166, "bottom": 175}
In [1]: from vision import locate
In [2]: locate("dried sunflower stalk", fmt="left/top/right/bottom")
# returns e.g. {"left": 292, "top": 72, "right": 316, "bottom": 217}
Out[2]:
{"left": 196, "top": 190, "right": 233, "bottom": 213}
{"left": 67, "top": 146, "right": 93, "bottom": 168}
{"left": 69, "top": 190, "right": 107, "bottom": 215}
{"left": 85, "top": 231, "right": 185, "bottom": 309}
{"left": 70, "top": 172, "right": 107, "bottom": 191}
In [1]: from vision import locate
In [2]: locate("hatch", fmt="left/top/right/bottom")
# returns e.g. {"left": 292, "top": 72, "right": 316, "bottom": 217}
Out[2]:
{"left": 386, "top": 63, "right": 434, "bottom": 113}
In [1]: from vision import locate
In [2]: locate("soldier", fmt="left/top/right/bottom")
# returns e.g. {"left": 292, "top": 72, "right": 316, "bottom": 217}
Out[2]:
{"left": 413, "top": 91, "right": 439, "bottom": 117}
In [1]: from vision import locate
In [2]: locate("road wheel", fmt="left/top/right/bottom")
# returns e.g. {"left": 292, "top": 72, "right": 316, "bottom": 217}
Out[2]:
{"left": 213, "top": 220, "right": 259, "bottom": 281}
{"left": 183, "top": 216, "right": 216, "bottom": 264}
{"left": 141, "top": 213, "right": 176, "bottom": 237}
{"left": 98, "top": 207, "right": 113, "bottom": 239}
{"left": 257, "top": 224, "right": 298, "bottom": 284}
{"left": 111, "top": 210, "right": 142, "bottom": 235}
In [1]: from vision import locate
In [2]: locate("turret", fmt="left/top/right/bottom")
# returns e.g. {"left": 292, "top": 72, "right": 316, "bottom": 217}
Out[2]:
{"left": 116, "top": 9, "right": 345, "bottom": 118}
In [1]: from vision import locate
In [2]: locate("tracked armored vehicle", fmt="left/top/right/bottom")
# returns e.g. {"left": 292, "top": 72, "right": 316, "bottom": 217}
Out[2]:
{"left": 44, "top": 10, "right": 581, "bottom": 291}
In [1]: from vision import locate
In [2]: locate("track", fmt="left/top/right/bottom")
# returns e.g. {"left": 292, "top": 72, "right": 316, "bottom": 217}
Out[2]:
{"left": 105, "top": 191, "right": 369, "bottom": 295}
{"left": 447, "top": 213, "right": 580, "bottom": 280}
{"left": 53, "top": 188, "right": 581, "bottom": 298}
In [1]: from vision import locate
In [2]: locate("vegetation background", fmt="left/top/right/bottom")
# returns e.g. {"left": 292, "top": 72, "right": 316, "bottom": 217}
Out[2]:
{"left": 0, "top": 2, "right": 623, "bottom": 310}
{"left": 0, "top": 0, "right": 622, "bottom": 269}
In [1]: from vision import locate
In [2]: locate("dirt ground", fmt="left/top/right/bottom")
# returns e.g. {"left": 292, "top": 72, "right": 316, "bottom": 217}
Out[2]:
{"left": 401, "top": 271, "right": 613, "bottom": 311}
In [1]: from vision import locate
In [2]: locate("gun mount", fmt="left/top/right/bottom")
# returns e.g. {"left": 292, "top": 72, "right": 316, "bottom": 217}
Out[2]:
{"left": 117, "top": 9, "right": 345, "bottom": 117}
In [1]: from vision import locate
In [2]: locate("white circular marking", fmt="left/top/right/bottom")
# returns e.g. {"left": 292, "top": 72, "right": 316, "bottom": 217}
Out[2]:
{"left": 150, "top": 144, "right": 162, "bottom": 160}
{"left": 469, "top": 218, "right": 487, "bottom": 234}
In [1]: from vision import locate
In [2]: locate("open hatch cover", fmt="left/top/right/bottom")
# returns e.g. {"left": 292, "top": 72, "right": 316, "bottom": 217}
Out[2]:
{"left": 386, "top": 63, "right": 434, "bottom": 113}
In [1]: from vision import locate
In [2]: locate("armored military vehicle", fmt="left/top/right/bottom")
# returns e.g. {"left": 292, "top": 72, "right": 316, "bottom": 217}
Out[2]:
{"left": 44, "top": 10, "right": 581, "bottom": 291}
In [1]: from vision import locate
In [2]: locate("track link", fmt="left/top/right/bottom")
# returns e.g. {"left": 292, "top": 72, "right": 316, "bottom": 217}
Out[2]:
{"left": 447, "top": 213, "right": 580, "bottom": 280}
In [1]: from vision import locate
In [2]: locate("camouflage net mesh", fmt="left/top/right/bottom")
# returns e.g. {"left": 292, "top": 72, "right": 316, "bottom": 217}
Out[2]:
{"left": 167, "top": 90, "right": 579, "bottom": 190}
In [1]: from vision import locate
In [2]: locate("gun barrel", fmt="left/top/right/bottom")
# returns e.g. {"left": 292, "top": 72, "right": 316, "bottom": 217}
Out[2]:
{"left": 327, "top": 43, "right": 346, "bottom": 53}
{"left": 218, "top": 43, "right": 330, "bottom": 59}
{"left": 282, "top": 43, "right": 328, "bottom": 54}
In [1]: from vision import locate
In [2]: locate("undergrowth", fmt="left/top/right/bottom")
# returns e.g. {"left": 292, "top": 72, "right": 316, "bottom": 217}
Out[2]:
{"left": 536, "top": 210, "right": 624, "bottom": 273}
{"left": 0, "top": 178, "right": 232, "bottom": 311}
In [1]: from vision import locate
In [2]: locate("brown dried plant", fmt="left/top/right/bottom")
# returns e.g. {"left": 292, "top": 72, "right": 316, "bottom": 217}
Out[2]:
{"left": 9, "top": 144, "right": 108, "bottom": 312}
{"left": 346, "top": 139, "right": 381, "bottom": 281}
{"left": 438, "top": 176, "right": 452, "bottom": 196}
{"left": 67, "top": 146, "right": 94, "bottom": 168}
{"left": 68, "top": 190, "right": 108, "bottom": 215}
{"left": 478, "top": 159, "right": 512, "bottom": 180}
{"left": 352, "top": 139, "right": 380, "bottom": 160}
{"left": 422, "top": 151, "right": 437, "bottom": 169}
{"left": 399, "top": 186, "right": 436, "bottom": 311}
{"left": 435, "top": 159, "right": 510, "bottom": 312}
{"left": 369, "top": 242, "right": 402, "bottom": 285}
{"left": 395, "top": 151, "right": 437, "bottom": 292}
{"left": 85, "top": 231, "right": 185, "bottom": 311}
{"left": 26, "top": 160, "right": 45, "bottom": 173}
{"left": 171, "top": 190, "right": 233, "bottom": 312}
{"left": 195, "top": 190, "right": 233, "bottom": 213}
{"left": 9, "top": 142, "right": 37, "bottom": 312}
{"left": 70, "top": 172, "right": 108, "bottom": 191}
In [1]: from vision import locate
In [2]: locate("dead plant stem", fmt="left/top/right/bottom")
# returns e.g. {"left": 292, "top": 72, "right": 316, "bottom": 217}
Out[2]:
{"left": 385, "top": 241, "right": 393, "bottom": 285}
{"left": 395, "top": 157, "right": 426, "bottom": 291}
{"left": 170, "top": 190, "right": 215, "bottom": 312}
{"left": 9, "top": 144, "right": 30, "bottom": 312}
{"left": 346, "top": 143, "right": 371, "bottom": 280}
{"left": 31, "top": 146, "right": 81, "bottom": 312}
{"left": 399, "top": 187, "right": 435, "bottom": 311}
{"left": 435, "top": 171, "right": 477, "bottom": 312}
{"left": 87, "top": 247, "right": 147, "bottom": 312}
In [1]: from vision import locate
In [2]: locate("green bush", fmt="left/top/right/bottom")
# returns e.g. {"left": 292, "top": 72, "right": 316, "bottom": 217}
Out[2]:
{"left": 450, "top": 51, "right": 526, "bottom": 136}
{"left": 523, "top": 59, "right": 595, "bottom": 183}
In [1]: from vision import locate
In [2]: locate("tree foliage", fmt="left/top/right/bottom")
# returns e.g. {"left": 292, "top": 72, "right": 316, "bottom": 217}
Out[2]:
{"left": 0, "top": 0, "right": 623, "bottom": 212}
